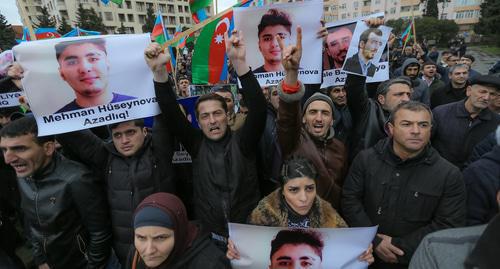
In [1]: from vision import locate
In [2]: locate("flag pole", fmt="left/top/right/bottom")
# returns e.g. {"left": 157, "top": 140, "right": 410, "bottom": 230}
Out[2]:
{"left": 411, "top": 8, "right": 417, "bottom": 45}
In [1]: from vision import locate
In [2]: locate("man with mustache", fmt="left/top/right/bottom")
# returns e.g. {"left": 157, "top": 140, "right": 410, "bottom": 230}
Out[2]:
{"left": 432, "top": 75, "right": 500, "bottom": 169}
{"left": 324, "top": 25, "right": 353, "bottom": 69}
{"left": 55, "top": 38, "right": 135, "bottom": 113}
{"left": 343, "top": 27, "right": 382, "bottom": 77}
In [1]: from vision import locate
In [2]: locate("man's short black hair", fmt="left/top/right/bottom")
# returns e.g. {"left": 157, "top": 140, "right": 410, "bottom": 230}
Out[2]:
{"left": 55, "top": 38, "right": 107, "bottom": 62}
{"left": 422, "top": 60, "right": 437, "bottom": 68}
{"left": 376, "top": 76, "right": 412, "bottom": 98}
{"left": 270, "top": 229, "right": 324, "bottom": 260}
{"left": 462, "top": 54, "right": 475, "bottom": 63}
{"left": 194, "top": 93, "right": 228, "bottom": 119}
{"left": 389, "top": 101, "right": 433, "bottom": 124}
{"left": 258, "top": 9, "right": 292, "bottom": 37}
{"left": 359, "top": 28, "right": 383, "bottom": 47}
{"left": 109, "top": 119, "right": 145, "bottom": 131}
{"left": 0, "top": 115, "right": 55, "bottom": 145}
{"left": 212, "top": 85, "right": 234, "bottom": 101}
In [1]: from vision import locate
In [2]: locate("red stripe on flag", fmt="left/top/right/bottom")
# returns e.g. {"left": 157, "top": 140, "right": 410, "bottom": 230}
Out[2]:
{"left": 207, "top": 12, "right": 232, "bottom": 84}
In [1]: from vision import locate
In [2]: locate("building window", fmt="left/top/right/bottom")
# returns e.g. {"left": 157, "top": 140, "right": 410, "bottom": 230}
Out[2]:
{"left": 413, "top": 5, "right": 419, "bottom": 11}
{"left": 324, "top": 6, "right": 329, "bottom": 12}
{"left": 184, "top": 6, "right": 189, "bottom": 12}
{"left": 159, "top": 4, "right": 166, "bottom": 12}
{"left": 353, "top": 2, "right": 358, "bottom": 8}
{"left": 127, "top": 14, "right": 134, "bottom": 22}
{"left": 125, "top": 1, "right": 131, "bottom": 9}
{"left": 186, "top": 17, "right": 190, "bottom": 24}
{"left": 341, "top": 13, "right": 347, "bottom": 19}
{"left": 104, "top": 12, "right": 113, "bottom": 21}
{"left": 390, "top": 7, "right": 396, "bottom": 14}
{"left": 138, "top": 15, "right": 146, "bottom": 24}
{"left": 180, "top": 17, "right": 184, "bottom": 23}
{"left": 118, "top": 13, "right": 125, "bottom": 22}
{"left": 168, "top": 4, "right": 174, "bottom": 13}
{"left": 401, "top": 6, "right": 411, "bottom": 12}
{"left": 178, "top": 5, "right": 183, "bottom": 12}
{"left": 136, "top": 2, "right": 145, "bottom": 12}
{"left": 340, "top": 3, "right": 346, "bottom": 9}
{"left": 353, "top": 12, "right": 358, "bottom": 17}
{"left": 169, "top": 16, "right": 176, "bottom": 24}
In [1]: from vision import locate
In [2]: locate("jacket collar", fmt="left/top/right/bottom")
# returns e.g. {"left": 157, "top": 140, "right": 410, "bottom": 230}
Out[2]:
{"left": 455, "top": 99, "right": 493, "bottom": 121}
{"left": 375, "top": 138, "right": 435, "bottom": 166}
{"left": 31, "top": 152, "right": 60, "bottom": 180}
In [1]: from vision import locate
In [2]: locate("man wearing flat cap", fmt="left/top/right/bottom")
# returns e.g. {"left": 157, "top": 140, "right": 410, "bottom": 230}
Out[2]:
{"left": 432, "top": 74, "right": 500, "bottom": 169}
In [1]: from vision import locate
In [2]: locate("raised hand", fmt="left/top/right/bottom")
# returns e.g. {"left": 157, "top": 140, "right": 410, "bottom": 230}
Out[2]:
{"left": 224, "top": 30, "right": 249, "bottom": 76}
{"left": 277, "top": 26, "right": 302, "bottom": 73}
{"left": 365, "top": 17, "right": 385, "bottom": 28}
{"left": 144, "top": 42, "right": 171, "bottom": 82}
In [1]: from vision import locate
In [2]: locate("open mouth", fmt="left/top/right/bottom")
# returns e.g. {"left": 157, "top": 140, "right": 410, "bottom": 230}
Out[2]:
{"left": 11, "top": 163, "right": 27, "bottom": 173}
{"left": 209, "top": 126, "right": 220, "bottom": 132}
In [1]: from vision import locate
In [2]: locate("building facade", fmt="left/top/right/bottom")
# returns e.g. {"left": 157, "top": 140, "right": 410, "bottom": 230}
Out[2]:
{"left": 15, "top": 0, "right": 206, "bottom": 35}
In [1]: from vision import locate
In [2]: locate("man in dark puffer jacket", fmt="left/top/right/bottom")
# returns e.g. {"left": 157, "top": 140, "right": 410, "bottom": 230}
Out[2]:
{"left": 57, "top": 118, "right": 176, "bottom": 265}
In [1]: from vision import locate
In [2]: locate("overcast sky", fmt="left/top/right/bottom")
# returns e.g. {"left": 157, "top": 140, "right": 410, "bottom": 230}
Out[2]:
{"left": 0, "top": 0, "right": 22, "bottom": 25}
{"left": 0, "top": 0, "right": 237, "bottom": 26}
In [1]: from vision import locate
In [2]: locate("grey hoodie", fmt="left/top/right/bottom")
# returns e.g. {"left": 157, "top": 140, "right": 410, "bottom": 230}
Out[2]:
{"left": 403, "top": 58, "right": 430, "bottom": 106}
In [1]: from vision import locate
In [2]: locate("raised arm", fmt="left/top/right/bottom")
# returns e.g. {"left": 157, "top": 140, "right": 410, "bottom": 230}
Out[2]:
{"left": 56, "top": 130, "right": 108, "bottom": 171}
{"left": 223, "top": 30, "right": 267, "bottom": 156}
{"left": 70, "top": 168, "right": 112, "bottom": 268}
{"left": 145, "top": 43, "right": 203, "bottom": 156}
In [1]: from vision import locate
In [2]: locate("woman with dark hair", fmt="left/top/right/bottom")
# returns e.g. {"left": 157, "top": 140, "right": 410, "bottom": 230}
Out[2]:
{"left": 227, "top": 156, "right": 374, "bottom": 264}
{"left": 248, "top": 155, "right": 347, "bottom": 228}
{"left": 126, "top": 193, "right": 230, "bottom": 269}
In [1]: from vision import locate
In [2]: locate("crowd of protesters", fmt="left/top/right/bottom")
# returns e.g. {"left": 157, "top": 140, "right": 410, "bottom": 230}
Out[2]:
{"left": 1, "top": 16, "right": 500, "bottom": 269}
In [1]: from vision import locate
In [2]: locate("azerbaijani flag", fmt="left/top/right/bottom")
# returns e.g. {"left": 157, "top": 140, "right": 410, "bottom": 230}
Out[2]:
{"left": 173, "top": 25, "right": 186, "bottom": 48}
{"left": 35, "top": 28, "right": 61, "bottom": 40}
{"left": 190, "top": 0, "right": 211, "bottom": 24}
{"left": 63, "top": 27, "right": 101, "bottom": 37}
{"left": 151, "top": 11, "right": 176, "bottom": 72}
{"left": 16, "top": 27, "right": 31, "bottom": 43}
{"left": 401, "top": 21, "right": 412, "bottom": 44}
{"left": 191, "top": 0, "right": 253, "bottom": 84}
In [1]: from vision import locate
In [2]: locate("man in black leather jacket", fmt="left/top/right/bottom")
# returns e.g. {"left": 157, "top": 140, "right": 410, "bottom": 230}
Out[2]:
{"left": 0, "top": 116, "right": 111, "bottom": 269}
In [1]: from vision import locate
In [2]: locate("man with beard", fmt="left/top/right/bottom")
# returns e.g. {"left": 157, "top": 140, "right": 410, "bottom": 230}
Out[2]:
{"left": 324, "top": 25, "right": 353, "bottom": 69}
{"left": 326, "top": 85, "right": 352, "bottom": 143}
{"left": 402, "top": 58, "right": 430, "bottom": 105}
{"left": 432, "top": 75, "right": 500, "bottom": 169}
{"left": 343, "top": 27, "right": 382, "bottom": 77}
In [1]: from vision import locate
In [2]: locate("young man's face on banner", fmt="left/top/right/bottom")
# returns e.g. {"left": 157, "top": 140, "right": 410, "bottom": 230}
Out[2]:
{"left": 58, "top": 42, "right": 110, "bottom": 98}
{"left": 269, "top": 243, "right": 322, "bottom": 269}
{"left": 258, "top": 25, "right": 291, "bottom": 66}
{"left": 326, "top": 27, "right": 352, "bottom": 67}
{"left": 360, "top": 32, "right": 382, "bottom": 61}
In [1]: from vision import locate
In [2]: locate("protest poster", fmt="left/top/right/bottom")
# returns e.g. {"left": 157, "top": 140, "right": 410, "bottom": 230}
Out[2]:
{"left": 234, "top": 0, "right": 323, "bottom": 86}
{"left": 229, "top": 223, "right": 377, "bottom": 269}
{"left": 0, "top": 50, "right": 14, "bottom": 76}
{"left": 342, "top": 18, "right": 392, "bottom": 78}
{"left": 13, "top": 34, "right": 159, "bottom": 136}
{"left": 321, "top": 13, "right": 389, "bottom": 88}
{"left": 0, "top": 91, "right": 22, "bottom": 108}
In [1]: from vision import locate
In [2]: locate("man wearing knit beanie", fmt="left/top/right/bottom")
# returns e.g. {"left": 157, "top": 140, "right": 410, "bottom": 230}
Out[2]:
{"left": 275, "top": 28, "right": 347, "bottom": 210}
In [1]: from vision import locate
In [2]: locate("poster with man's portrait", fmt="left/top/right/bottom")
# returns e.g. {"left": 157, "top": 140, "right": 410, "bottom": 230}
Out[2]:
{"left": 13, "top": 34, "right": 159, "bottom": 136}
{"left": 234, "top": 1, "right": 323, "bottom": 86}
{"left": 321, "top": 13, "right": 389, "bottom": 88}
{"left": 229, "top": 223, "right": 377, "bottom": 269}
{"left": 341, "top": 19, "right": 392, "bottom": 78}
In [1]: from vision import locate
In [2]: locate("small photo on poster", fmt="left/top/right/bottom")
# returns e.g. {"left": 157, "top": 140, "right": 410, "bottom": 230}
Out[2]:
{"left": 342, "top": 21, "right": 392, "bottom": 78}
{"left": 234, "top": 1, "right": 323, "bottom": 86}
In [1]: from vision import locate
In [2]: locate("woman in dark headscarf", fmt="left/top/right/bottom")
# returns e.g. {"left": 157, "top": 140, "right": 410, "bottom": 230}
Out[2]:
{"left": 126, "top": 192, "right": 230, "bottom": 269}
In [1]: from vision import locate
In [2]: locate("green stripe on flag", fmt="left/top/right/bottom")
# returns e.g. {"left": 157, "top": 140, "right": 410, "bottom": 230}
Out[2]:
{"left": 192, "top": 17, "right": 219, "bottom": 84}
{"left": 190, "top": 0, "right": 212, "bottom": 13}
